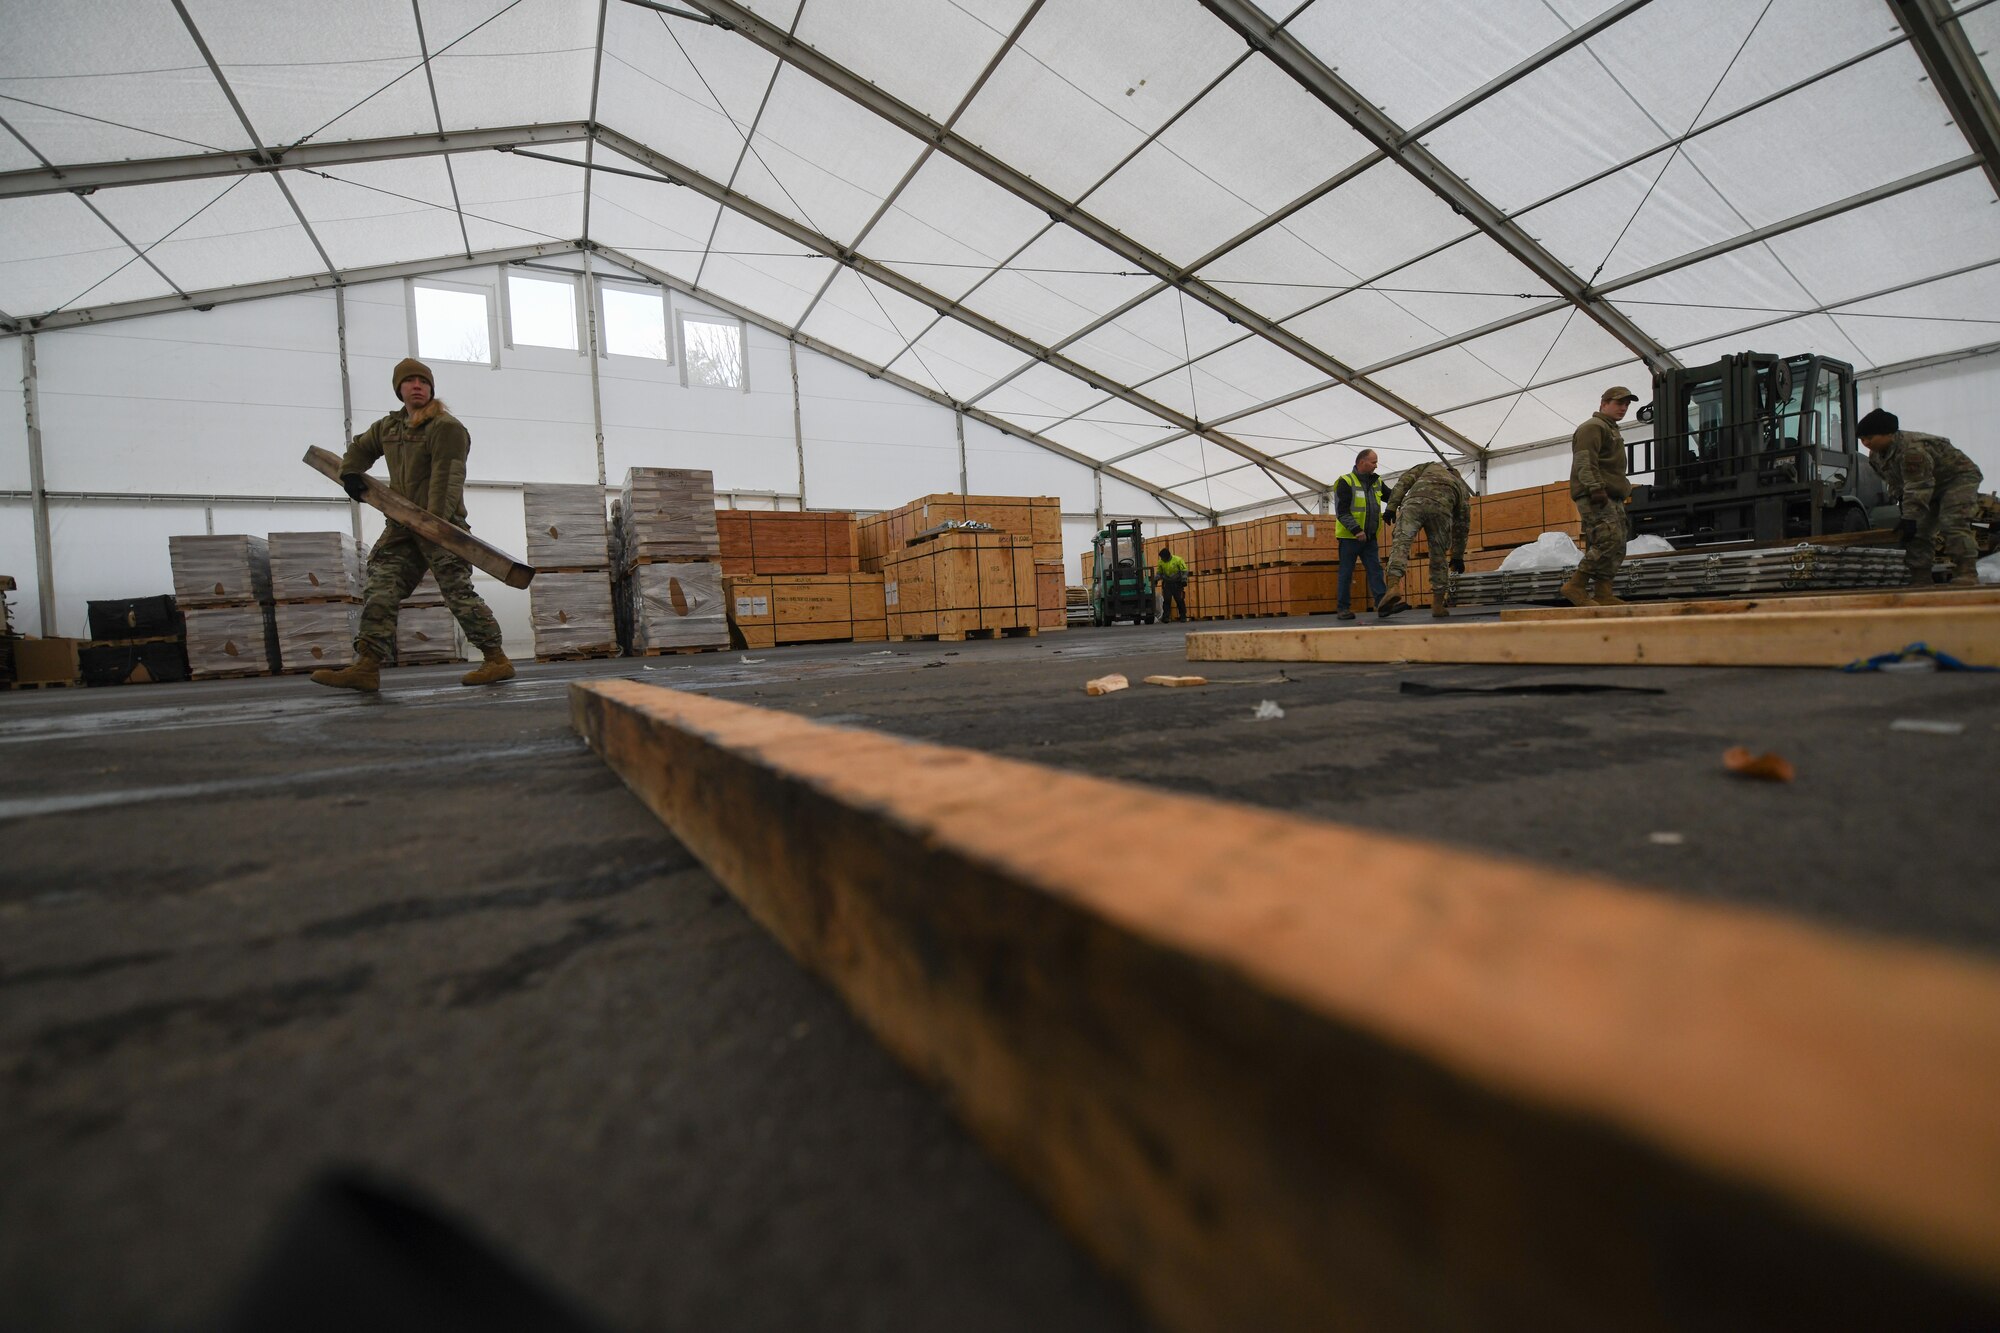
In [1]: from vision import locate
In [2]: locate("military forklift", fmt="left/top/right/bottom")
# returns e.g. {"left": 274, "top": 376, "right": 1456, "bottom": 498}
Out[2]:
{"left": 1090, "top": 520, "right": 1154, "bottom": 627}
{"left": 1628, "top": 351, "right": 1890, "bottom": 545}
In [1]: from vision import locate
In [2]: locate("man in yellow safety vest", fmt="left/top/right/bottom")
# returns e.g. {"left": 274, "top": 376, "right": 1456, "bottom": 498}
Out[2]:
{"left": 1333, "top": 449, "right": 1392, "bottom": 620}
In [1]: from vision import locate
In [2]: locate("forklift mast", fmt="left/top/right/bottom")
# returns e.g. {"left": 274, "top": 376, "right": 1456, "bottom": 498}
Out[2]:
{"left": 1627, "top": 351, "right": 1884, "bottom": 545}
{"left": 1090, "top": 520, "right": 1154, "bottom": 627}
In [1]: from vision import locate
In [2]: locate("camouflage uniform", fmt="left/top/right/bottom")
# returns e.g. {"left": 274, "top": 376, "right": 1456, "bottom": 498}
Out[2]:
{"left": 1383, "top": 462, "right": 1472, "bottom": 599}
{"left": 339, "top": 400, "right": 504, "bottom": 660}
{"left": 1570, "top": 410, "right": 1631, "bottom": 583}
{"left": 1867, "top": 430, "right": 1984, "bottom": 582}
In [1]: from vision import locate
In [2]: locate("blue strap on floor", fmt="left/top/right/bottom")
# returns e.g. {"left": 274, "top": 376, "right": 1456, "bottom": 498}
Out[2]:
{"left": 1841, "top": 641, "right": 1999, "bottom": 673}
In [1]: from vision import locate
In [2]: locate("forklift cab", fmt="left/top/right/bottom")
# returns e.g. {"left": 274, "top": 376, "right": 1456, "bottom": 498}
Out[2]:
{"left": 1629, "top": 351, "right": 1885, "bottom": 544}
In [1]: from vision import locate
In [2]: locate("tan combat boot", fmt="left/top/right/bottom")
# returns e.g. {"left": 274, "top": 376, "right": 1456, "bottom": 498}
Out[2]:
{"left": 1559, "top": 572, "right": 1592, "bottom": 607}
{"left": 1591, "top": 580, "right": 1627, "bottom": 606}
{"left": 1949, "top": 561, "right": 1980, "bottom": 587}
{"left": 311, "top": 648, "right": 381, "bottom": 693}
{"left": 461, "top": 647, "right": 515, "bottom": 686}
{"left": 1430, "top": 599, "right": 1451, "bottom": 618}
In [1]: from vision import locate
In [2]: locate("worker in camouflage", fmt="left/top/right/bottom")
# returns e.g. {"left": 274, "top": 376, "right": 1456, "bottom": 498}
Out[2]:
{"left": 1857, "top": 407, "right": 1984, "bottom": 586}
{"left": 1563, "top": 386, "right": 1638, "bottom": 607}
{"left": 311, "top": 356, "right": 513, "bottom": 692}
{"left": 1375, "top": 460, "right": 1471, "bottom": 619}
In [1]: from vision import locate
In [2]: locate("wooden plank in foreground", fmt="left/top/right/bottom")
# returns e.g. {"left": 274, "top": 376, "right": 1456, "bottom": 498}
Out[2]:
{"left": 570, "top": 679, "right": 2000, "bottom": 1333}
{"left": 1186, "top": 605, "right": 2000, "bottom": 667}
{"left": 302, "top": 445, "right": 535, "bottom": 588}
{"left": 1500, "top": 586, "right": 2000, "bottom": 623}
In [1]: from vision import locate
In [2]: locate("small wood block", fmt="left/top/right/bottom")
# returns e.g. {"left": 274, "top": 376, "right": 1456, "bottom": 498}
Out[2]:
{"left": 1143, "top": 675, "right": 1207, "bottom": 687}
{"left": 1085, "top": 673, "right": 1128, "bottom": 695}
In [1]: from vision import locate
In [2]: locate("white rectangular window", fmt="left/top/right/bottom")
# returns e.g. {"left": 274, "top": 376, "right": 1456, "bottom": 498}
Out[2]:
{"left": 680, "top": 313, "right": 745, "bottom": 390}
{"left": 409, "top": 279, "right": 496, "bottom": 366}
{"left": 505, "top": 272, "right": 580, "bottom": 351}
{"left": 600, "top": 283, "right": 670, "bottom": 360}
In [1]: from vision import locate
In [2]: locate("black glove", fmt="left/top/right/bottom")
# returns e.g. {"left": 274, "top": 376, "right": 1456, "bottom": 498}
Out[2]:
{"left": 1383, "top": 508, "right": 1396, "bottom": 525}
{"left": 340, "top": 473, "right": 368, "bottom": 502}
{"left": 1449, "top": 557, "right": 1465, "bottom": 575}
{"left": 1895, "top": 517, "right": 1918, "bottom": 543}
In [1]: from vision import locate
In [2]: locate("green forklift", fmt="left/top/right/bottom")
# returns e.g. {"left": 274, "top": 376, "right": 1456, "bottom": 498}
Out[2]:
{"left": 1090, "top": 520, "right": 1154, "bottom": 627}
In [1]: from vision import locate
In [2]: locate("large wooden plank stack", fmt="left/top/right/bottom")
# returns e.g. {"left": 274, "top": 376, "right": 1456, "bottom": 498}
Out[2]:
{"left": 625, "top": 563, "right": 729, "bottom": 653}
{"left": 859, "top": 494, "right": 1061, "bottom": 572}
{"left": 170, "top": 536, "right": 277, "bottom": 678}
{"left": 269, "top": 532, "right": 366, "bottom": 673}
{"left": 726, "top": 572, "right": 887, "bottom": 649}
{"left": 525, "top": 484, "right": 616, "bottom": 662}
{"left": 717, "top": 510, "right": 859, "bottom": 578}
{"left": 81, "top": 594, "right": 188, "bottom": 686}
{"left": 881, "top": 532, "right": 1037, "bottom": 642}
{"left": 615, "top": 468, "right": 728, "bottom": 654}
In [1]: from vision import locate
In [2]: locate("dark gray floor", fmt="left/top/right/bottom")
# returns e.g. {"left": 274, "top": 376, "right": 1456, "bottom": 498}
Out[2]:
{"left": 2, "top": 613, "right": 1995, "bottom": 1331}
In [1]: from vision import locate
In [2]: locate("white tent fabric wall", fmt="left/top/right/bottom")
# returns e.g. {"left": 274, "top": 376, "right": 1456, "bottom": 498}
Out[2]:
{"left": 3, "top": 0, "right": 1998, "bottom": 632}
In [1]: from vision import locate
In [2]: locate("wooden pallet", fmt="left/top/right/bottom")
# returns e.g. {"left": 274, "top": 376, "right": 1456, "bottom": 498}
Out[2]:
{"left": 80, "top": 634, "right": 183, "bottom": 648}
{"left": 272, "top": 595, "right": 363, "bottom": 607}
{"left": 888, "top": 625, "right": 1038, "bottom": 643}
{"left": 189, "top": 668, "right": 273, "bottom": 682}
{"left": 0, "top": 677, "right": 78, "bottom": 689}
{"left": 632, "top": 644, "right": 727, "bottom": 657}
{"left": 534, "top": 648, "right": 621, "bottom": 663}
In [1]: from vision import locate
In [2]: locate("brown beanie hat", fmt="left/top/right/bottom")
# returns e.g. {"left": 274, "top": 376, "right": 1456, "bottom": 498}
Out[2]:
{"left": 391, "top": 356, "right": 434, "bottom": 397}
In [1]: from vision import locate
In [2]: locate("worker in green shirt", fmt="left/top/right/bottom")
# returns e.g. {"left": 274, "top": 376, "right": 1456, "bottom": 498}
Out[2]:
{"left": 1155, "top": 545, "right": 1190, "bottom": 623}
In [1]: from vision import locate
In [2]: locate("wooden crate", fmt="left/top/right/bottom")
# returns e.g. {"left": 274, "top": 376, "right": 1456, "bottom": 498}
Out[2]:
{"left": 717, "top": 510, "right": 860, "bottom": 578}
{"left": 529, "top": 570, "right": 617, "bottom": 659}
{"left": 11, "top": 636, "right": 81, "bottom": 686}
{"left": 275, "top": 601, "right": 360, "bottom": 672}
{"left": 270, "top": 532, "right": 366, "bottom": 603}
{"left": 881, "top": 532, "right": 1037, "bottom": 641}
{"left": 524, "top": 483, "right": 612, "bottom": 569}
{"left": 726, "top": 572, "right": 887, "bottom": 649}
{"left": 1227, "top": 514, "right": 1340, "bottom": 569}
{"left": 1080, "top": 549, "right": 1095, "bottom": 585}
{"left": 1245, "top": 566, "right": 1342, "bottom": 617}
{"left": 859, "top": 493, "right": 1061, "bottom": 571}
{"left": 1188, "top": 526, "right": 1227, "bottom": 575}
{"left": 396, "top": 606, "right": 464, "bottom": 664}
{"left": 169, "top": 535, "right": 272, "bottom": 607}
{"left": 184, "top": 606, "right": 278, "bottom": 679}
{"left": 1034, "top": 560, "right": 1068, "bottom": 632}
{"left": 1190, "top": 571, "right": 1229, "bottom": 620}
{"left": 625, "top": 562, "right": 729, "bottom": 653}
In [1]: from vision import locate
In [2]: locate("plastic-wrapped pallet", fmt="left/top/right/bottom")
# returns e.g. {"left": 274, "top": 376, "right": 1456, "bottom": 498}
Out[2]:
{"left": 275, "top": 602, "right": 361, "bottom": 672}
{"left": 617, "top": 468, "right": 719, "bottom": 566}
{"left": 402, "top": 570, "right": 445, "bottom": 608}
{"left": 184, "top": 605, "right": 279, "bottom": 679}
{"left": 626, "top": 562, "right": 727, "bottom": 652}
{"left": 524, "top": 484, "right": 611, "bottom": 569}
{"left": 397, "top": 607, "right": 463, "bottom": 664}
{"left": 270, "top": 532, "right": 366, "bottom": 602}
{"left": 169, "top": 535, "right": 272, "bottom": 607}
{"left": 529, "top": 571, "right": 617, "bottom": 659}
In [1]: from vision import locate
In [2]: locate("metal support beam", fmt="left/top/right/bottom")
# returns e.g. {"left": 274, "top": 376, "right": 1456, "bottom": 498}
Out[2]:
{"left": 590, "top": 245, "right": 1216, "bottom": 521}
{"left": 20, "top": 335, "right": 55, "bottom": 635}
{"left": 0, "top": 122, "right": 594, "bottom": 200}
{"left": 1093, "top": 469, "right": 1104, "bottom": 533}
{"left": 336, "top": 285, "right": 361, "bottom": 541}
{"left": 3, "top": 240, "right": 583, "bottom": 335}
{"left": 581, "top": 250, "right": 607, "bottom": 487}
{"left": 1857, "top": 339, "right": 2000, "bottom": 382}
{"left": 671, "top": 0, "right": 1483, "bottom": 459}
{"left": 789, "top": 340, "right": 807, "bottom": 507}
{"left": 1199, "top": 0, "right": 1678, "bottom": 377}
{"left": 955, "top": 409, "right": 969, "bottom": 496}
{"left": 587, "top": 131, "right": 1324, "bottom": 493}
{"left": 1890, "top": 0, "right": 2000, "bottom": 200}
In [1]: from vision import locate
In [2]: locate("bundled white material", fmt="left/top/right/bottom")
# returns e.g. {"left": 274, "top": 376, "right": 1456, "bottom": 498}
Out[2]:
{"left": 270, "top": 532, "right": 366, "bottom": 602}
{"left": 396, "top": 606, "right": 464, "bottom": 664}
{"left": 1497, "top": 532, "right": 1581, "bottom": 572}
{"left": 275, "top": 601, "right": 360, "bottom": 672}
{"left": 618, "top": 468, "right": 719, "bottom": 567}
{"left": 529, "top": 571, "right": 617, "bottom": 658}
{"left": 169, "top": 535, "right": 272, "bottom": 607}
{"left": 524, "top": 484, "right": 611, "bottom": 569}
{"left": 625, "top": 562, "right": 727, "bottom": 652}
{"left": 1980, "top": 551, "right": 2000, "bottom": 585}
{"left": 184, "top": 605, "right": 278, "bottom": 678}
{"left": 1628, "top": 534, "right": 1676, "bottom": 556}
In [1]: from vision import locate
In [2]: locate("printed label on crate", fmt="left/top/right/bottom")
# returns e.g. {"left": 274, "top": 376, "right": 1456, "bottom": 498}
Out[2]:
{"left": 734, "top": 596, "right": 769, "bottom": 618}
{"left": 1286, "top": 521, "right": 1304, "bottom": 536}
{"left": 884, "top": 580, "right": 899, "bottom": 607}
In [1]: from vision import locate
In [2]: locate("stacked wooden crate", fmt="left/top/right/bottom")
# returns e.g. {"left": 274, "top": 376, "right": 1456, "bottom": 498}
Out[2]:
{"left": 170, "top": 535, "right": 278, "bottom": 679}
{"left": 1210, "top": 514, "right": 1342, "bottom": 619}
{"left": 863, "top": 494, "right": 1056, "bottom": 641}
{"left": 524, "top": 483, "right": 616, "bottom": 661}
{"left": 717, "top": 510, "right": 858, "bottom": 577}
{"left": 617, "top": 468, "right": 728, "bottom": 654}
{"left": 397, "top": 571, "right": 463, "bottom": 665}
{"left": 80, "top": 594, "right": 189, "bottom": 685}
{"left": 882, "top": 531, "right": 1037, "bottom": 642}
{"left": 269, "top": 532, "right": 365, "bottom": 674}
{"left": 718, "top": 508, "right": 886, "bottom": 649}
{"left": 859, "top": 494, "right": 1061, "bottom": 570}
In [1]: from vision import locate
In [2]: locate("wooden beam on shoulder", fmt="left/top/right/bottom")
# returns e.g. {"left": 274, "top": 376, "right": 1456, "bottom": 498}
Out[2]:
{"left": 570, "top": 679, "right": 2000, "bottom": 1333}
{"left": 1500, "top": 586, "right": 2000, "bottom": 622}
{"left": 1186, "top": 606, "right": 2000, "bottom": 667}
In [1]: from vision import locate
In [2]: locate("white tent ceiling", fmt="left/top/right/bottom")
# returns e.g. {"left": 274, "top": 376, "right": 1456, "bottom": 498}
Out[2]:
{"left": 2, "top": 0, "right": 1996, "bottom": 515}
